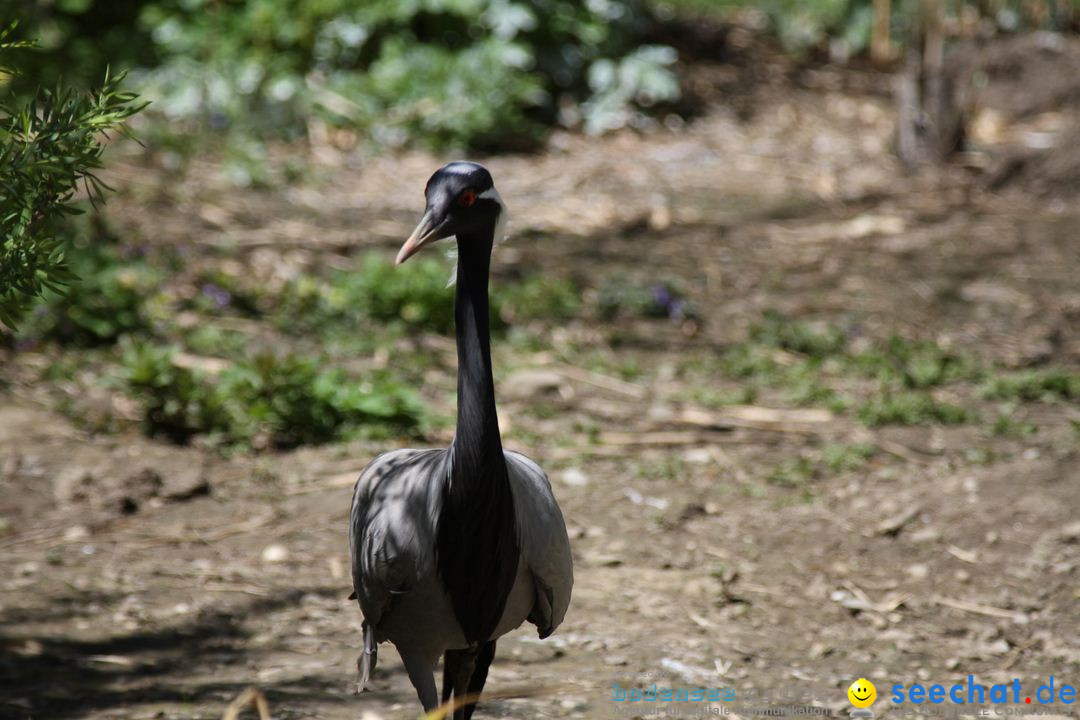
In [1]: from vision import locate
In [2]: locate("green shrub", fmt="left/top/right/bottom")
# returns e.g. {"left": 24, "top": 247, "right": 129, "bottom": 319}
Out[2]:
{"left": 277, "top": 253, "right": 582, "bottom": 335}
{"left": 18, "top": 238, "right": 162, "bottom": 346}
{"left": 121, "top": 340, "right": 228, "bottom": 443}
{"left": 276, "top": 255, "right": 455, "bottom": 334}
{"left": 120, "top": 341, "right": 425, "bottom": 448}
{"left": 16, "top": 0, "right": 677, "bottom": 150}
{"left": 0, "top": 23, "right": 145, "bottom": 327}
{"left": 215, "top": 352, "right": 425, "bottom": 448}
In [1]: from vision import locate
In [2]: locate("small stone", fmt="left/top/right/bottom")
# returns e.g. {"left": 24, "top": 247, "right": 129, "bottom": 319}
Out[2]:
{"left": 909, "top": 526, "right": 942, "bottom": 544}
{"left": 262, "top": 544, "right": 289, "bottom": 563}
{"left": 683, "top": 448, "right": 713, "bottom": 464}
{"left": 560, "top": 468, "right": 589, "bottom": 487}
{"left": 161, "top": 466, "right": 210, "bottom": 501}
{"left": 906, "top": 564, "right": 929, "bottom": 580}
{"left": 64, "top": 525, "right": 89, "bottom": 541}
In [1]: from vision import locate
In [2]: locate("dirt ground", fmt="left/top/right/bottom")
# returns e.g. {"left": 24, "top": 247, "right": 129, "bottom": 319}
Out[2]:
{"left": 2, "top": 31, "right": 1079, "bottom": 720}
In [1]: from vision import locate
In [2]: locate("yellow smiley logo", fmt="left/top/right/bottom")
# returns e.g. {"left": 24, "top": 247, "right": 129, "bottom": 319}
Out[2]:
{"left": 848, "top": 678, "right": 877, "bottom": 708}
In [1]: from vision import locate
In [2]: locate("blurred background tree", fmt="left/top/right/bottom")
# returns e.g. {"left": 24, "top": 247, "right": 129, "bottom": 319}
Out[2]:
{"left": 7, "top": 0, "right": 1078, "bottom": 156}
{"left": 6, "top": 0, "right": 682, "bottom": 151}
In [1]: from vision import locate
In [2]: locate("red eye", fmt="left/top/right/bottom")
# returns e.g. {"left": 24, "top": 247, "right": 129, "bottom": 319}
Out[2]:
{"left": 459, "top": 189, "right": 476, "bottom": 207}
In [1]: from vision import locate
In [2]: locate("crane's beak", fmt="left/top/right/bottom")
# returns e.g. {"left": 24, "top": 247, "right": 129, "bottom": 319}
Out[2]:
{"left": 396, "top": 209, "right": 448, "bottom": 266}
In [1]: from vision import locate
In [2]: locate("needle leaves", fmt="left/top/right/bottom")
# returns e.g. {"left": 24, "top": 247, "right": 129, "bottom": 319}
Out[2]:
{"left": 0, "top": 22, "right": 146, "bottom": 328}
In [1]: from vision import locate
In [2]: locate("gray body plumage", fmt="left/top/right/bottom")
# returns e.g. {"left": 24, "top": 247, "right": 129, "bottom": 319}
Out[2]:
{"left": 350, "top": 447, "right": 573, "bottom": 708}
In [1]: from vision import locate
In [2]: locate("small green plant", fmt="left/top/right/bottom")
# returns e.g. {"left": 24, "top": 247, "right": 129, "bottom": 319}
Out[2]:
{"left": 851, "top": 336, "right": 976, "bottom": 388}
{"left": 496, "top": 275, "right": 580, "bottom": 323}
{"left": 0, "top": 23, "right": 145, "bottom": 327}
{"left": 767, "top": 456, "right": 816, "bottom": 487}
{"left": 989, "top": 409, "right": 1037, "bottom": 438}
{"left": 857, "top": 390, "right": 973, "bottom": 427}
{"left": 981, "top": 369, "right": 1080, "bottom": 403}
{"left": 121, "top": 340, "right": 228, "bottom": 443}
{"left": 749, "top": 310, "right": 847, "bottom": 359}
{"left": 690, "top": 385, "right": 757, "bottom": 408}
{"left": 821, "top": 442, "right": 875, "bottom": 473}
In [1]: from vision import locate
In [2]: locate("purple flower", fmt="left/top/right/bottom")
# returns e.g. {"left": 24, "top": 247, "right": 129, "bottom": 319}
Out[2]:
{"left": 202, "top": 283, "right": 231, "bottom": 310}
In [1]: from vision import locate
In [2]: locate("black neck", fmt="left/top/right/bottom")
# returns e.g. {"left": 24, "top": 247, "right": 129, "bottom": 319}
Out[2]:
{"left": 450, "top": 223, "right": 505, "bottom": 483}
{"left": 438, "top": 219, "right": 519, "bottom": 644}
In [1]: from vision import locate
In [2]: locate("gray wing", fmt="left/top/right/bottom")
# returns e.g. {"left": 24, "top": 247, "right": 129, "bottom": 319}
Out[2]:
{"left": 505, "top": 450, "right": 574, "bottom": 637}
{"left": 350, "top": 448, "right": 448, "bottom": 626}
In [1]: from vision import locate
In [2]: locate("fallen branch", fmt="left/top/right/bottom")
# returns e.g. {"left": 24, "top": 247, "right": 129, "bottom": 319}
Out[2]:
{"left": 933, "top": 596, "right": 1026, "bottom": 623}
{"left": 671, "top": 405, "right": 832, "bottom": 434}
{"left": 222, "top": 687, "right": 271, "bottom": 720}
{"left": 556, "top": 365, "right": 647, "bottom": 399}
{"left": 599, "top": 430, "right": 738, "bottom": 446}
{"left": 422, "top": 683, "right": 572, "bottom": 720}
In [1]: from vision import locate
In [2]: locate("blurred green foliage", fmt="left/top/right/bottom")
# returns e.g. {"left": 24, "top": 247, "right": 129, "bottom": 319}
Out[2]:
{"left": 856, "top": 389, "right": 973, "bottom": 426}
{"left": 12, "top": 0, "right": 679, "bottom": 150}
{"left": 19, "top": 238, "right": 161, "bottom": 346}
{"left": 18, "top": 237, "right": 583, "bottom": 447}
{"left": 597, "top": 274, "right": 697, "bottom": 321}
{"left": 121, "top": 340, "right": 424, "bottom": 447}
{"left": 980, "top": 367, "right": 1080, "bottom": 403}
{"left": 0, "top": 22, "right": 145, "bottom": 327}
{"left": 710, "top": 313, "right": 987, "bottom": 426}
{"left": 276, "top": 254, "right": 579, "bottom": 335}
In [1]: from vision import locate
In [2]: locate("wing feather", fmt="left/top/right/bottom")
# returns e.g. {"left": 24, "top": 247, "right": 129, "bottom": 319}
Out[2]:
{"left": 350, "top": 448, "right": 447, "bottom": 625}
{"left": 505, "top": 450, "right": 574, "bottom": 635}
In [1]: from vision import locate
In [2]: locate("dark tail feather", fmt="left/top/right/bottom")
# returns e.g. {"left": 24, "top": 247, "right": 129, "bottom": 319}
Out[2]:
{"left": 356, "top": 622, "right": 377, "bottom": 692}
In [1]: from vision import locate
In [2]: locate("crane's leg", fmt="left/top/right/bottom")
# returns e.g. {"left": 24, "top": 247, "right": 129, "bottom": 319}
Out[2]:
{"left": 442, "top": 647, "right": 479, "bottom": 720}
{"left": 462, "top": 641, "right": 497, "bottom": 720}
{"left": 441, "top": 650, "right": 461, "bottom": 706}
{"left": 401, "top": 652, "right": 439, "bottom": 712}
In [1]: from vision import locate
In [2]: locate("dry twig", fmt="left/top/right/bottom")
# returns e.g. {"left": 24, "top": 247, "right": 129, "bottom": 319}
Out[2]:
{"left": 222, "top": 686, "right": 271, "bottom": 720}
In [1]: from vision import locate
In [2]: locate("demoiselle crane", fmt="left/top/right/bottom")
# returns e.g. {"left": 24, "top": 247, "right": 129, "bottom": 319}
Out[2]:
{"left": 349, "top": 162, "right": 573, "bottom": 718}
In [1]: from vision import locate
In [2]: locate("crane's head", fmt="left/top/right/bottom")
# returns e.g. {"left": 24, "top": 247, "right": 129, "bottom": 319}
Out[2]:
{"left": 396, "top": 161, "right": 506, "bottom": 266}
